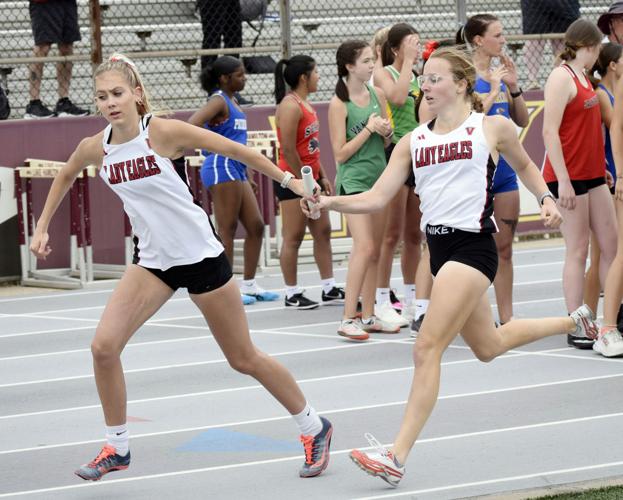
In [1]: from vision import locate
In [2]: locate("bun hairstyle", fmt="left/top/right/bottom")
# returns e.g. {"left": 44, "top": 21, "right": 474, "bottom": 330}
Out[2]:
{"left": 200, "top": 56, "right": 243, "bottom": 94}
{"left": 381, "top": 22, "right": 418, "bottom": 67}
{"left": 455, "top": 13, "right": 499, "bottom": 49}
{"left": 274, "top": 55, "right": 316, "bottom": 104}
{"left": 559, "top": 18, "right": 603, "bottom": 61}
{"left": 335, "top": 40, "right": 370, "bottom": 102}
{"left": 94, "top": 53, "right": 151, "bottom": 115}
{"left": 427, "top": 46, "right": 484, "bottom": 112}
{"left": 590, "top": 42, "right": 623, "bottom": 87}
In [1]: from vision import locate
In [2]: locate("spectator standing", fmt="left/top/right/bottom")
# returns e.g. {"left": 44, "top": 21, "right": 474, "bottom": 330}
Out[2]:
{"left": 196, "top": 0, "right": 242, "bottom": 70}
{"left": 598, "top": 1, "right": 623, "bottom": 44}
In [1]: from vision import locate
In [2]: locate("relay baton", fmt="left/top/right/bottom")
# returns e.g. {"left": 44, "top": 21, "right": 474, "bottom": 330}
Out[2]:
{"left": 301, "top": 165, "right": 320, "bottom": 220}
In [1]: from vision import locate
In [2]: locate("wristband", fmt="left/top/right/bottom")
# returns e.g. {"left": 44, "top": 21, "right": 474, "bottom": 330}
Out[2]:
{"left": 280, "top": 171, "right": 294, "bottom": 189}
{"left": 510, "top": 87, "right": 523, "bottom": 98}
{"left": 538, "top": 191, "right": 555, "bottom": 205}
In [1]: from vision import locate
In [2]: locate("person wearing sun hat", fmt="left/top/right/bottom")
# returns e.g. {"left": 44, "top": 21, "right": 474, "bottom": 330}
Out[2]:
{"left": 598, "top": 1, "right": 623, "bottom": 44}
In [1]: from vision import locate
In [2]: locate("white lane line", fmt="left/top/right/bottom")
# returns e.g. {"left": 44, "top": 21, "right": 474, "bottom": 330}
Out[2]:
{"left": 0, "top": 325, "right": 95, "bottom": 340}
{"left": 0, "top": 411, "right": 620, "bottom": 497}
{"left": 2, "top": 366, "right": 622, "bottom": 453}
{"left": 355, "top": 461, "right": 623, "bottom": 500}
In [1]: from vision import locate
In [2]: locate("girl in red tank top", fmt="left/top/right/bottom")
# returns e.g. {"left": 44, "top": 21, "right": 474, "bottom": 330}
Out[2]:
{"left": 273, "top": 55, "right": 344, "bottom": 309}
{"left": 542, "top": 19, "right": 617, "bottom": 331}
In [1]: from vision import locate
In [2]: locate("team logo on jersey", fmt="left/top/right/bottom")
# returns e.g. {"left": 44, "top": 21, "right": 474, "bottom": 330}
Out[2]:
{"left": 234, "top": 118, "right": 247, "bottom": 130}
{"left": 465, "top": 127, "right": 475, "bottom": 135}
{"left": 414, "top": 140, "right": 473, "bottom": 168}
{"left": 304, "top": 121, "right": 320, "bottom": 138}
{"left": 308, "top": 137, "right": 319, "bottom": 154}
{"left": 103, "top": 154, "right": 162, "bottom": 185}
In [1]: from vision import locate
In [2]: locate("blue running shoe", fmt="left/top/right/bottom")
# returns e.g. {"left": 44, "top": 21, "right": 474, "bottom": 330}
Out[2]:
{"left": 299, "top": 416, "right": 333, "bottom": 477}
{"left": 74, "top": 445, "right": 130, "bottom": 481}
{"left": 247, "top": 287, "right": 279, "bottom": 301}
{"left": 241, "top": 293, "right": 257, "bottom": 305}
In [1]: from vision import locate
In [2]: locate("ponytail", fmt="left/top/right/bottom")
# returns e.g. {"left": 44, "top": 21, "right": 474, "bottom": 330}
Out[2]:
{"left": 274, "top": 55, "right": 316, "bottom": 104}
{"left": 335, "top": 40, "right": 369, "bottom": 102}
{"left": 274, "top": 59, "right": 289, "bottom": 104}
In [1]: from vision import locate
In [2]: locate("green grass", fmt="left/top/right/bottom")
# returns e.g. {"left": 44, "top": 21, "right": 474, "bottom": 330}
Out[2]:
{"left": 533, "top": 485, "right": 623, "bottom": 499}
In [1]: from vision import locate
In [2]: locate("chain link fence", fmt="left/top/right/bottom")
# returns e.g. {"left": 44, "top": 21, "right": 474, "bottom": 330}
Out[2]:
{"left": 0, "top": 0, "right": 614, "bottom": 120}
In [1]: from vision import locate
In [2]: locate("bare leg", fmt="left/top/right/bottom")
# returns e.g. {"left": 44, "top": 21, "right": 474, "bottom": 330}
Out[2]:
{"left": 278, "top": 199, "right": 307, "bottom": 286}
{"left": 191, "top": 279, "right": 306, "bottom": 413}
{"left": 209, "top": 180, "right": 243, "bottom": 266}
{"left": 91, "top": 266, "right": 174, "bottom": 425}
{"left": 400, "top": 189, "right": 422, "bottom": 296}
{"left": 57, "top": 43, "right": 73, "bottom": 99}
{"left": 599, "top": 196, "right": 623, "bottom": 327}
{"left": 584, "top": 231, "right": 601, "bottom": 315}
{"left": 492, "top": 190, "right": 519, "bottom": 323}
{"left": 238, "top": 181, "right": 265, "bottom": 280}
{"left": 29, "top": 44, "right": 51, "bottom": 101}
{"left": 415, "top": 244, "right": 433, "bottom": 300}
{"left": 307, "top": 209, "right": 335, "bottom": 280}
{"left": 588, "top": 185, "right": 617, "bottom": 295}
{"left": 377, "top": 186, "right": 408, "bottom": 289}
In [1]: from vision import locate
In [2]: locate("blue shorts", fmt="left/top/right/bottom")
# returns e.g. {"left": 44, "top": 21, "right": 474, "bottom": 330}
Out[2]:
{"left": 492, "top": 157, "right": 518, "bottom": 194}
{"left": 200, "top": 154, "right": 248, "bottom": 187}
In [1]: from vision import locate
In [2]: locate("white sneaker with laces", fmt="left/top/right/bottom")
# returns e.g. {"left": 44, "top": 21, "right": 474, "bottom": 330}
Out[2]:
{"left": 361, "top": 315, "right": 400, "bottom": 333}
{"left": 593, "top": 329, "right": 623, "bottom": 357}
{"left": 349, "top": 433, "right": 405, "bottom": 487}
{"left": 337, "top": 319, "right": 369, "bottom": 341}
{"left": 375, "top": 301, "right": 408, "bottom": 328}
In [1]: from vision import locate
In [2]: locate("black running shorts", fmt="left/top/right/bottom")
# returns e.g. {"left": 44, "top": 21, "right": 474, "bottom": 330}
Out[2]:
{"left": 546, "top": 176, "right": 606, "bottom": 198}
{"left": 30, "top": 0, "right": 81, "bottom": 46}
{"left": 426, "top": 225, "right": 498, "bottom": 283}
{"left": 140, "top": 252, "right": 233, "bottom": 295}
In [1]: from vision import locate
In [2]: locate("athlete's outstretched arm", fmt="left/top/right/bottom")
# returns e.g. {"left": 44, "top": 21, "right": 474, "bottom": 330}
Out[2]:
{"left": 489, "top": 115, "right": 562, "bottom": 228}
{"left": 303, "top": 134, "right": 411, "bottom": 216}
{"left": 30, "top": 134, "right": 104, "bottom": 259}
{"left": 151, "top": 117, "right": 306, "bottom": 196}
{"left": 612, "top": 77, "right": 623, "bottom": 201}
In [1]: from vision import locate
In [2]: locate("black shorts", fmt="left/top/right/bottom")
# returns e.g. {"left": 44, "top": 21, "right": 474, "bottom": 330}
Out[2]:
{"left": 385, "top": 143, "right": 415, "bottom": 187}
{"left": 426, "top": 225, "right": 498, "bottom": 283}
{"left": 273, "top": 180, "right": 328, "bottom": 201}
{"left": 30, "top": 0, "right": 81, "bottom": 46}
{"left": 521, "top": 0, "right": 579, "bottom": 34}
{"left": 140, "top": 252, "right": 233, "bottom": 295}
{"left": 546, "top": 176, "right": 606, "bottom": 198}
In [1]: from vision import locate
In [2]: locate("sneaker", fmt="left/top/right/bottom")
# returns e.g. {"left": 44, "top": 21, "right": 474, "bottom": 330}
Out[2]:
{"left": 350, "top": 433, "right": 405, "bottom": 487}
{"left": 389, "top": 289, "right": 402, "bottom": 312}
{"left": 322, "top": 286, "right": 345, "bottom": 304}
{"left": 361, "top": 315, "right": 400, "bottom": 334}
{"left": 241, "top": 293, "right": 257, "bottom": 305}
{"left": 24, "top": 99, "right": 55, "bottom": 119}
{"left": 74, "top": 445, "right": 131, "bottom": 481}
{"left": 55, "top": 97, "right": 90, "bottom": 117}
{"left": 285, "top": 292, "right": 319, "bottom": 310}
{"left": 299, "top": 416, "right": 333, "bottom": 477}
{"left": 375, "top": 301, "right": 409, "bottom": 328}
{"left": 401, "top": 302, "right": 416, "bottom": 323}
{"left": 244, "top": 286, "right": 279, "bottom": 301}
{"left": 409, "top": 314, "right": 425, "bottom": 338}
{"left": 337, "top": 318, "right": 369, "bottom": 341}
{"left": 593, "top": 328, "right": 623, "bottom": 358}
{"left": 568, "top": 304, "right": 599, "bottom": 349}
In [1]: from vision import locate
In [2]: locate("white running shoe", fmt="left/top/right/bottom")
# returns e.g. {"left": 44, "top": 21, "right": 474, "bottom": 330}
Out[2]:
{"left": 337, "top": 319, "right": 369, "bottom": 341}
{"left": 568, "top": 304, "right": 599, "bottom": 349}
{"left": 361, "top": 315, "right": 401, "bottom": 334}
{"left": 350, "top": 433, "right": 405, "bottom": 487}
{"left": 401, "top": 302, "right": 416, "bottom": 323}
{"left": 593, "top": 329, "right": 623, "bottom": 357}
{"left": 375, "top": 301, "right": 408, "bottom": 328}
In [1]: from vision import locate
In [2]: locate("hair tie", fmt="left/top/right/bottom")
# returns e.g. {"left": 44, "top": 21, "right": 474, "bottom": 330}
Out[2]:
{"left": 110, "top": 55, "right": 137, "bottom": 69}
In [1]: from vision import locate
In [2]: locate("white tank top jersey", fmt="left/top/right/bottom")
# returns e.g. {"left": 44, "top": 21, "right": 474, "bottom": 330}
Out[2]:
{"left": 410, "top": 112, "right": 498, "bottom": 233}
{"left": 99, "top": 115, "right": 224, "bottom": 270}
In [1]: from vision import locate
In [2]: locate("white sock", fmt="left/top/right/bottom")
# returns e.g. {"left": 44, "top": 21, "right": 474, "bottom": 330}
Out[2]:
{"left": 376, "top": 288, "right": 390, "bottom": 305}
{"left": 414, "top": 299, "right": 430, "bottom": 320}
{"left": 286, "top": 286, "right": 301, "bottom": 299}
{"left": 403, "top": 283, "right": 416, "bottom": 305}
{"left": 321, "top": 277, "right": 336, "bottom": 294}
{"left": 292, "top": 402, "right": 322, "bottom": 436}
{"left": 240, "top": 279, "right": 257, "bottom": 294}
{"left": 105, "top": 424, "right": 129, "bottom": 456}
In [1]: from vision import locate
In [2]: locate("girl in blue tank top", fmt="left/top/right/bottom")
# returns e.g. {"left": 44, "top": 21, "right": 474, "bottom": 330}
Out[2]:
{"left": 189, "top": 56, "right": 279, "bottom": 303}
{"left": 457, "top": 14, "right": 529, "bottom": 326}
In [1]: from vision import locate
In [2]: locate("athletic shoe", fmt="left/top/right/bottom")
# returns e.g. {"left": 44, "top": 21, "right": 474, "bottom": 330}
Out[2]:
{"left": 568, "top": 304, "right": 599, "bottom": 349}
{"left": 401, "top": 302, "right": 416, "bottom": 323}
{"left": 243, "top": 286, "right": 279, "bottom": 301}
{"left": 410, "top": 314, "right": 425, "bottom": 338}
{"left": 350, "top": 433, "right": 405, "bottom": 487}
{"left": 389, "top": 289, "right": 403, "bottom": 312}
{"left": 338, "top": 319, "right": 369, "bottom": 341}
{"left": 375, "top": 301, "right": 409, "bottom": 328}
{"left": 74, "top": 445, "right": 131, "bottom": 481}
{"left": 24, "top": 99, "right": 55, "bottom": 119}
{"left": 241, "top": 293, "right": 257, "bottom": 305}
{"left": 285, "top": 292, "right": 319, "bottom": 310}
{"left": 55, "top": 97, "right": 90, "bottom": 117}
{"left": 361, "top": 315, "right": 401, "bottom": 334}
{"left": 593, "top": 328, "right": 623, "bottom": 357}
{"left": 322, "top": 286, "right": 345, "bottom": 304}
{"left": 299, "top": 416, "right": 333, "bottom": 477}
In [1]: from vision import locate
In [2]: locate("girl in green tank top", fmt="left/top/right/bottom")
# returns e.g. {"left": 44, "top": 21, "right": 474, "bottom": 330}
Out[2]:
{"left": 328, "top": 40, "right": 396, "bottom": 340}
{"left": 372, "top": 22, "right": 425, "bottom": 328}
